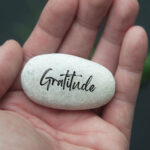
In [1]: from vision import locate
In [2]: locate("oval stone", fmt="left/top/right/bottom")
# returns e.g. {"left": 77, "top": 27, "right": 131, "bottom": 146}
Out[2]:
{"left": 21, "top": 53, "right": 115, "bottom": 110}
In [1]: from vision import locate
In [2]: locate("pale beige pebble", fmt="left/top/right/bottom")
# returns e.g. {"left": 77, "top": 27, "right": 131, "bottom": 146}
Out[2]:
{"left": 21, "top": 53, "right": 115, "bottom": 110}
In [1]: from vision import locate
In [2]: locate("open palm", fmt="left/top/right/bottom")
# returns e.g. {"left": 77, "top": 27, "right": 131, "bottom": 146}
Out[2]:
{"left": 0, "top": 0, "right": 148, "bottom": 150}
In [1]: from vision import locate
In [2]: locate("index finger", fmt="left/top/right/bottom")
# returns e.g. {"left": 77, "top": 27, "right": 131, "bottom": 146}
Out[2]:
{"left": 23, "top": 0, "right": 78, "bottom": 61}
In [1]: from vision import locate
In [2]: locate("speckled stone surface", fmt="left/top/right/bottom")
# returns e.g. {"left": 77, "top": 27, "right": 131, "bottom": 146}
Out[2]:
{"left": 21, "top": 53, "right": 115, "bottom": 110}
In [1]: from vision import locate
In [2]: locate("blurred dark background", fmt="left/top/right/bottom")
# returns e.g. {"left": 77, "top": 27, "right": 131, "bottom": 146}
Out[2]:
{"left": 0, "top": 0, "right": 149, "bottom": 149}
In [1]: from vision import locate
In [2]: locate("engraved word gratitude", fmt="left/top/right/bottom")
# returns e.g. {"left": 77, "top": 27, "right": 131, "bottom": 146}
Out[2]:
{"left": 40, "top": 68, "right": 96, "bottom": 92}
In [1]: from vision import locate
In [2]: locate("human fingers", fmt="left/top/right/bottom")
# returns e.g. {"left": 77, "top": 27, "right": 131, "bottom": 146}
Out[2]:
{"left": 92, "top": 0, "right": 139, "bottom": 74}
{"left": 102, "top": 26, "right": 148, "bottom": 140}
{"left": 0, "top": 40, "right": 23, "bottom": 98}
{"left": 59, "top": 0, "right": 112, "bottom": 58}
{"left": 23, "top": 0, "right": 78, "bottom": 61}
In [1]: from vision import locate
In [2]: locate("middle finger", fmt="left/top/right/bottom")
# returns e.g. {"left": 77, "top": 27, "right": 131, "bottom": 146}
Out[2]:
{"left": 59, "top": 0, "right": 113, "bottom": 58}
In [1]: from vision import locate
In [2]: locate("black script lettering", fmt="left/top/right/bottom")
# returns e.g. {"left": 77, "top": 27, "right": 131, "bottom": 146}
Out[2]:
{"left": 89, "top": 84, "right": 96, "bottom": 92}
{"left": 40, "top": 68, "right": 96, "bottom": 92}
{"left": 81, "top": 76, "right": 94, "bottom": 91}
{"left": 40, "top": 68, "right": 52, "bottom": 91}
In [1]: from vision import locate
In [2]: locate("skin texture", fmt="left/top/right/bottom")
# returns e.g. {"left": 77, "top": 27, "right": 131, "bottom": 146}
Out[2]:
{"left": 0, "top": 0, "right": 148, "bottom": 149}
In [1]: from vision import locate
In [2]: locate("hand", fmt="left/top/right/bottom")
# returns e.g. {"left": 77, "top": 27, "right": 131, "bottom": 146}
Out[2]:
{"left": 0, "top": 0, "right": 148, "bottom": 149}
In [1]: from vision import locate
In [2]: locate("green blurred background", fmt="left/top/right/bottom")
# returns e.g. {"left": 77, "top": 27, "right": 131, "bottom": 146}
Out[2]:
{"left": 0, "top": 0, "right": 149, "bottom": 149}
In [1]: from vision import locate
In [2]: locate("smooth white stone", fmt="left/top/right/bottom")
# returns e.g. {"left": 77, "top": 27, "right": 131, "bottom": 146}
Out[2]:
{"left": 21, "top": 53, "right": 115, "bottom": 110}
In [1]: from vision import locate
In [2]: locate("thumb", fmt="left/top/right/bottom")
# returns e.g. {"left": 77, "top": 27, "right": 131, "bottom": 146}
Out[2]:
{"left": 0, "top": 40, "right": 23, "bottom": 98}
